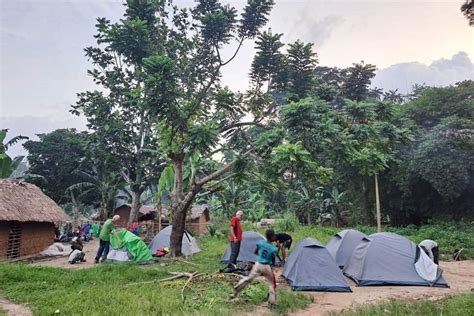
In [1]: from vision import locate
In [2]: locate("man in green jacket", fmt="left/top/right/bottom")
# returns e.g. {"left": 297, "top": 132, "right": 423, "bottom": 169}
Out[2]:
{"left": 95, "top": 215, "right": 120, "bottom": 263}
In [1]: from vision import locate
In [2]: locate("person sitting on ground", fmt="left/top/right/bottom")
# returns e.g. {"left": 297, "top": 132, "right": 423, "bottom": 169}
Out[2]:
{"left": 230, "top": 229, "right": 278, "bottom": 308}
{"left": 71, "top": 232, "right": 84, "bottom": 252}
{"left": 94, "top": 215, "right": 120, "bottom": 263}
{"left": 227, "top": 210, "right": 244, "bottom": 269}
{"left": 419, "top": 239, "right": 439, "bottom": 264}
{"left": 274, "top": 232, "right": 292, "bottom": 262}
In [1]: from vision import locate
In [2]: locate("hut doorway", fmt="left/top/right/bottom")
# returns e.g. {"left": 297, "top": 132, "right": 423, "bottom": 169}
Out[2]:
{"left": 7, "top": 222, "right": 22, "bottom": 259}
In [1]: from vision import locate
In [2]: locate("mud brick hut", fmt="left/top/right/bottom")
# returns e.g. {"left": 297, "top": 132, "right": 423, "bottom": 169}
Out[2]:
{"left": 113, "top": 204, "right": 156, "bottom": 226}
{"left": 0, "top": 179, "right": 68, "bottom": 260}
{"left": 156, "top": 204, "right": 210, "bottom": 236}
{"left": 186, "top": 205, "right": 210, "bottom": 236}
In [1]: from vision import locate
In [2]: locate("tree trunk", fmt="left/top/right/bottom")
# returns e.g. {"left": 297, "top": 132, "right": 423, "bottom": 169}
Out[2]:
{"left": 100, "top": 198, "right": 108, "bottom": 222}
{"left": 128, "top": 190, "right": 142, "bottom": 226}
{"left": 158, "top": 197, "right": 162, "bottom": 231}
{"left": 170, "top": 156, "right": 185, "bottom": 257}
{"left": 307, "top": 211, "right": 312, "bottom": 225}
{"left": 375, "top": 173, "right": 382, "bottom": 233}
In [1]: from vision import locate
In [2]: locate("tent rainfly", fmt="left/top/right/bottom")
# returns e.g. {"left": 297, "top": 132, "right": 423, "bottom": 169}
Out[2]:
{"left": 148, "top": 225, "right": 201, "bottom": 256}
{"left": 282, "top": 238, "right": 352, "bottom": 292}
{"left": 343, "top": 232, "right": 449, "bottom": 287}
{"left": 220, "top": 231, "right": 281, "bottom": 264}
{"left": 326, "top": 229, "right": 368, "bottom": 268}
{"left": 108, "top": 230, "right": 153, "bottom": 263}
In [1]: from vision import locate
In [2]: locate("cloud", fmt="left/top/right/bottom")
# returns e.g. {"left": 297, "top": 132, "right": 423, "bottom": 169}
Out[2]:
{"left": 286, "top": 15, "right": 345, "bottom": 46}
{"left": 372, "top": 51, "right": 474, "bottom": 94}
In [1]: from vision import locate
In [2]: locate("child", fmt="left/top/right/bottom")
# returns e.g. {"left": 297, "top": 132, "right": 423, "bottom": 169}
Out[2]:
{"left": 229, "top": 229, "right": 278, "bottom": 307}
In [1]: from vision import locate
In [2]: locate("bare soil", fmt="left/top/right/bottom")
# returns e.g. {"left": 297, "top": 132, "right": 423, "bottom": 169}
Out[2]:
{"left": 31, "top": 239, "right": 100, "bottom": 269}
{"left": 0, "top": 298, "right": 32, "bottom": 316}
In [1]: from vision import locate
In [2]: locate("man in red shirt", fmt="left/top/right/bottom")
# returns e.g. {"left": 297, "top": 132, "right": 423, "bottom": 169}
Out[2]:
{"left": 228, "top": 210, "right": 244, "bottom": 268}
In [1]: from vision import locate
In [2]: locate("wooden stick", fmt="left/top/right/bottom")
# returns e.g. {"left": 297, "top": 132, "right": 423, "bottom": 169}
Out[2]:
{"left": 181, "top": 272, "right": 206, "bottom": 302}
{"left": 454, "top": 248, "right": 464, "bottom": 261}
{"left": 125, "top": 272, "right": 195, "bottom": 287}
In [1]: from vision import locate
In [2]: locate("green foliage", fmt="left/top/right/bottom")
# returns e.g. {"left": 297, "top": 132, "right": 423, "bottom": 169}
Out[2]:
{"left": 23, "top": 129, "right": 93, "bottom": 204}
{"left": 341, "top": 61, "right": 377, "bottom": 101}
{"left": 461, "top": 1, "right": 473, "bottom": 27}
{"left": 0, "top": 129, "right": 27, "bottom": 179}
{"left": 275, "top": 213, "right": 300, "bottom": 232}
{"left": 334, "top": 294, "right": 474, "bottom": 316}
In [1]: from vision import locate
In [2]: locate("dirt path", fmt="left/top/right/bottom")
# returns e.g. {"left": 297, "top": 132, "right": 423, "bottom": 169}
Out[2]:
{"left": 31, "top": 239, "right": 100, "bottom": 269}
{"left": 289, "top": 260, "right": 474, "bottom": 316}
{"left": 0, "top": 298, "right": 32, "bottom": 316}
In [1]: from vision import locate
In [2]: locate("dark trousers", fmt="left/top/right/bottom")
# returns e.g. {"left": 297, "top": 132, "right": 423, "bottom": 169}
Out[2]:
{"left": 95, "top": 239, "right": 110, "bottom": 261}
{"left": 228, "top": 241, "right": 241, "bottom": 267}
{"left": 432, "top": 246, "right": 439, "bottom": 264}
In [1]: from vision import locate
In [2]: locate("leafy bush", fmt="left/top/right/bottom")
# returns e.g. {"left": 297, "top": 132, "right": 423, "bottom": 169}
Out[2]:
{"left": 275, "top": 213, "right": 300, "bottom": 232}
{"left": 207, "top": 225, "right": 218, "bottom": 237}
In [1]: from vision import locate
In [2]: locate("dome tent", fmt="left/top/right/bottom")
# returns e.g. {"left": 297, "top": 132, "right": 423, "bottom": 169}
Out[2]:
{"left": 326, "top": 229, "right": 368, "bottom": 268}
{"left": 108, "top": 230, "right": 154, "bottom": 263}
{"left": 282, "top": 238, "right": 351, "bottom": 292}
{"left": 343, "top": 232, "right": 449, "bottom": 287}
{"left": 148, "top": 225, "right": 201, "bottom": 256}
{"left": 220, "top": 231, "right": 280, "bottom": 264}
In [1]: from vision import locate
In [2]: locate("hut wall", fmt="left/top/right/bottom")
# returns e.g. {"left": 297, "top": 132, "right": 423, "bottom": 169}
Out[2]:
{"left": 0, "top": 221, "right": 9, "bottom": 258}
{"left": 20, "top": 222, "right": 55, "bottom": 257}
{"left": 114, "top": 207, "right": 131, "bottom": 226}
{"left": 189, "top": 214, "right": 207, "bottom": 236}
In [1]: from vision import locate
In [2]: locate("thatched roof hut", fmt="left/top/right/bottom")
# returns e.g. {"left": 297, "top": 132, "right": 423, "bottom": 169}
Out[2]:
{"left": 0, "top": 179, "right": 68, "bottom": 223}
{"left": 0, "top": 179, "right": 68, "bottom": 260}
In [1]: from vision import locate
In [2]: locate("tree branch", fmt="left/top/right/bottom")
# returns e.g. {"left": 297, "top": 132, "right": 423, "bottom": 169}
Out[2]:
{"left": 221, "top": 37, "right": 245, "bottom": 66}
{"left": 222, "top": 121, "right": 264, "bottom": 132}
{"left": 195, "top": 149, "right": 252, "bottom": 186}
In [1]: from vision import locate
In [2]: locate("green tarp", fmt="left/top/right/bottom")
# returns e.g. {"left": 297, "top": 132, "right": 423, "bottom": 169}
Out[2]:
{"left": 110, "top": 230, "right": 153, "bottom": 263}
{"left": 92, "top": 224, "right": 100, "bottom": 238}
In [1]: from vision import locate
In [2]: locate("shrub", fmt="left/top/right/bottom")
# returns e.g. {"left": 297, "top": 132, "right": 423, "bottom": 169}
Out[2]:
{"left": 275, "top": 213, "right": 300, "bottom": 232}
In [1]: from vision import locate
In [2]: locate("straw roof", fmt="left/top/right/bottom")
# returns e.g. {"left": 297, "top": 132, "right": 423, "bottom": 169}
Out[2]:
{"left": 0, "top": 179, "right": 69, "bottom": 223}
{"left": 114, "top": 204, "right": 156, "bottom": 215}
{"left": 189, "top": 204, "right": 209, "bottom": 221}
{"left": 158, "top": 204, "right": 209, "bottom": 221}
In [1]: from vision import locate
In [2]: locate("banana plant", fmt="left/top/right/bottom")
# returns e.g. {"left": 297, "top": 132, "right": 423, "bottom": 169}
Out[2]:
{"left": 0, "top": 129, "right": 28, "bottom": 178}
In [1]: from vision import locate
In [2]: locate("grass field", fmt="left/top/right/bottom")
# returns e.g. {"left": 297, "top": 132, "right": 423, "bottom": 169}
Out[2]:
{"left": 334, "top": 293, "right": 474, "bottom": 315}
{"left": 0, "top": 236, "right": 311, "bottom": 316}
{"left": 0, "top": 222, "right": 472, "bottom": 315}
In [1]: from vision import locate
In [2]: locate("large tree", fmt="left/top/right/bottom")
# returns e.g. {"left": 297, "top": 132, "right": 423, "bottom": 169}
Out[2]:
{"left": 73, "top": 0, "right": 275, "bottom": 255}
{"left": 23, "top": 129, "right": 91, "bottom": 204}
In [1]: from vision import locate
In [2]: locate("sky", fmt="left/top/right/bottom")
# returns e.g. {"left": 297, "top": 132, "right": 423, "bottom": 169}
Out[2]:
{"left": 1, "top": 0, "right": 473, "bottom": 156}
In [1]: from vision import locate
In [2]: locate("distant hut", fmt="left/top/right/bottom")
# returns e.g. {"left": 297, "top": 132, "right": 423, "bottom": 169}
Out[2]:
{"left": 158, "top": 204, "right": 210, "bottom": 236}
{"left": 113, "top": 204, "right": 156, "bottom": 226}
{"left": 187, "top": 205, "right": 210, "bottom": 236}
{"left": 0, "top": 179, "right": 68, "bottom": 260}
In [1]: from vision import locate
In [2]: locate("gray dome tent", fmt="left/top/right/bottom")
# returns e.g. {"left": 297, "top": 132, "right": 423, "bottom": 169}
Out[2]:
{"left": 326, "top": 229, "right": 368, "bottom": 268}
{"left": 221, "top": 231, "right": 280, "bottom": 264}
{"left": 282, "top": 238, "right": 351, "bottom": 292}
{"left": 148, "top": 225, "right": 201, "bottom": 256}
{"left": 343, "top": 232, "right": 449, "bottom": 287}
